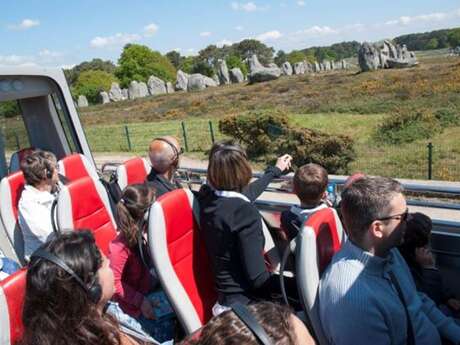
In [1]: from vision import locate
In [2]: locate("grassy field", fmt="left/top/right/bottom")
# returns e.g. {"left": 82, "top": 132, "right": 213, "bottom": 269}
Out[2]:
{"left": 2, "top": 51, "right": 460, "bottom": 180}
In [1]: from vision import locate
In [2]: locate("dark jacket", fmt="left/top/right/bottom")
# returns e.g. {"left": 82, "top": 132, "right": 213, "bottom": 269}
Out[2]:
{"left": 146, "top": 168, "right": 182, "bottom": 197}
{"left": 197, "top": 166, "right": 282, "bottom": 306}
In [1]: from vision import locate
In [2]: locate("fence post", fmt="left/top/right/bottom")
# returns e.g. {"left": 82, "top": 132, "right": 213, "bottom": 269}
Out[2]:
{"left": 124, "top": 125, "right": 132, "bottom": 151}
{"left": 181, "top": 121, "right": 189, "bottom": 152}
{"left": 208, "top": 121, "right": 215, "bottom": 144}
{"left": 14, "top": 132, "right": 20, "bottom": 150}
{"left": 427, "top": 142, "right": 433, "bottom": 180}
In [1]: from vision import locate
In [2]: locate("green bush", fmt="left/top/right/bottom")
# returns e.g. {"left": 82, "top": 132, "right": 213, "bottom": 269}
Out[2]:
{"left": 219, "top": 110, "right": 355, "bottom": 174}
{"left": 116, "top": 44, "right": 176, "bottom": 87}
{"left": 226, "top": 54, "right": 248, "bottom": 77}
{"left": 375, "top": 110, "right": 442, "bottom": 144}
{"left": 434, "top": 108, "right": 460, "bottom": 127}
{"left": 0, "top": 101, "right": 20, "bottom": 118}
{"left": 191, "top": 60, "right": 214, "bottom": 77}
{"left": 72, "top": 70, "right": 117, "bottom": 104}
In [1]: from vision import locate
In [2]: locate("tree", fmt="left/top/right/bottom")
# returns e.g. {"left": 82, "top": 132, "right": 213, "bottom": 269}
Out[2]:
{"left": 115, "top": 44, "right": 176, "bottom": 87}
{"left": 287, "top": 50, "right": 306, "bottom": 65}
{"left": 179, "top": 56, "right": 196, "bottom": 74}
{"left": 426, "top": 38, "right": 439, "bottom": 50}
{"left": 448, "top": 28, "right": 460, "bottom": 48}
{"left": 64, "top": 58, "right": 116, "bottom": 86}
{"left": 72, "top": 70, "right": 117, "bottom": 104}
{"left": 233, "top": 39, "right": 275, "bottom": 65}
{"left": 191, "top": 60, "right": 214, "bottom": 77}
{"left": 274, "top": 50, "right": 287, "bottom": 66}
{"left": 226, "top": 54, "right": 248, "bottom": 76}
{"left": 165, "top": 50, "right": 182, "bottom": 69}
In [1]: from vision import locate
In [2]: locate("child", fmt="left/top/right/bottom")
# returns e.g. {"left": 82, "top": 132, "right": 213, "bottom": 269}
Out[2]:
{"left": 280, "top": 163, "right": 329, "bottom": 241}
{"left": 398, "top": 212, "right": 460, "bottom": 316}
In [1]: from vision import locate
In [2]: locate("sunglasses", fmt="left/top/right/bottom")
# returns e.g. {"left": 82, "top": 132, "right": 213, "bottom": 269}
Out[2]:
{"left": 376, "top": 209, "right": 410, "bottom": 222}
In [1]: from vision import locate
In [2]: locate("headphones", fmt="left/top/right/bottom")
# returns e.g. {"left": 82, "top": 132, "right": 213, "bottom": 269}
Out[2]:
{"left": 212, "top": 143, "right": 247, "bottom": 159}
{"left": 31, "top": 249, "right": 103, "bottom": 304}
{"left": 232, "top": 303, "right": 273, "bottom": 345}
{"left": 153, "top": 137, "right": 182, "bottom": 166}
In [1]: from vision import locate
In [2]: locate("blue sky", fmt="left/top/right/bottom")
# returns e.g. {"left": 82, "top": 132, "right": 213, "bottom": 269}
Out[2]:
{"left": 1, "top": 0, "right": 460, "bottom": 68}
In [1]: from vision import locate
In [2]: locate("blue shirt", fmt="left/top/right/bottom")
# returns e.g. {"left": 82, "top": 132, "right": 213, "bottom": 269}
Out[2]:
{"left": 319, "top": 240, "right": 460, "bottom": 345}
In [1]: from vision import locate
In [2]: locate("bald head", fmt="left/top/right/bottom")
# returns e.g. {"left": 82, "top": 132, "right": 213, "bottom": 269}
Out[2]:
{"left": 148, "top": 136, "right": 181, "bottom": 174}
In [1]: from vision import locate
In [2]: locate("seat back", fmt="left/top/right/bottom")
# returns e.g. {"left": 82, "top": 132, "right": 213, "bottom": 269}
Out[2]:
{"left": 57, "top": 154, "right": 99, "bottom": 182}
{"left": 56, "top": 177, "right": 117, "bottom": 256}
{"left": 148, "top": 189, "right": 216, "bottom": 334}
{"left": 0, "top": 269, "right": 27, "bottom": 345}
{"left": 8, "top": 148, "right": 35, "bottom": 174}
{"left": 295, "top": 207, "right": 345, "bottom": 345}
{"left": 116, "top": 157, "right": 150, "bottom": 191}
{"left": 0, "top": 172, "right": 26, "bottom": 263}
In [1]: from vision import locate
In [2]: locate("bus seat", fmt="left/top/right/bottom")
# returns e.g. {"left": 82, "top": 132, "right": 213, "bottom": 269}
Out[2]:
{"left": 56, "top": 177, "right": 117, "bottom": 256}
{"left": 295, "top": 207, "right": 346, "bottom": 345}
{"left": 0, "top": 268, "right": 26, "bottom": 345}
{"left": 116, "top": 157, "right": 151, "bottom": 191}
{"left": 148, "top": 188, "right": 216, "bottom": 334}
{"left": 8, "top": 148, "right": 35, "bottom": 174}
{"left": 0, "top": 172, "right": 26, "bottom": 263}
{"left": 57, "top": 154, "right": 99, "bottom": 182}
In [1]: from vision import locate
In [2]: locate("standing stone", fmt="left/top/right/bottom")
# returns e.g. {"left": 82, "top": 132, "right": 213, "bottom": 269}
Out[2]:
{"left": 358, "top": 42, "right": 381, "bottom": 72}
{"left": 383, "top": 40, "right": 398, "bottom": 59}
{"left": 248, "top": 54, "right": 264, "bottom": 72}
{"left": 128, "top": 81, "right": 141, "bottom": 99}
{"left": 281, "top": 62, "right": 293, "bottom": 76}
{"left": 217, "top": 59, "right": 230, "bottom": 85}
{"left": 138, "top": 82, "right": 148, "bottom": 98}
{"left": 77, "top": 95, "right": 88, "bottom": 108}
{"left": 108, "top": 82, "right": 123, "bottom": 102}
{"left": 341, "top": 60, "right": 347, "bottom": 69}
{"left": 314, "top": 61, "right": 320, "bottom": 72}
{"left": 147, "top": 75, "right": 167, "bottom": 95}
{"left": 187, "top": 74, "right": 206, "bottom": 91}
{"left": 100, "top": 91, "right": 110, "bottom": 104}
{"left": 229, "top": 68, "right": 244, "bottom": 83}
{"left": 268, "top": 63, "right": 278, "bottom": 69}
{"left": 304, "top": 62, "right": 313, "bottom": 73}
{"left": 212, "top": 74, "right": 221, "bottom": 86}
{"left": 166, "top": 82, "right": 175, "bottom": 94}
{"left": 203, "top": 76, "right": 218, "bottom": 87}
{"left": 247, "top": 54, "right": 281, "bottom": 83}
{"left": 293, "top": 62, "right": 305, "bottom": 75}
{"left": 121, "top": 89, "right": 128, "bottom": 100}
{"left": 175, "top": 70, "right": 189, "bottom": 91}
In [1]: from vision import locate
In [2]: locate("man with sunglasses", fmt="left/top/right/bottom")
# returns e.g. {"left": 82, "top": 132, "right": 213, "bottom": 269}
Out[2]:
{"left": 319, "top": 176, "right": 460, "bottom": 345}
{"left": 146, "top": 136, "right": 183, "bottom": 197}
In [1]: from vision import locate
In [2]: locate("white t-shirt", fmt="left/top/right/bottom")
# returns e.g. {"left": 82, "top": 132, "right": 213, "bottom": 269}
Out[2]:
{"left": 18, "top": 185, "right": 56, "bottom": 258}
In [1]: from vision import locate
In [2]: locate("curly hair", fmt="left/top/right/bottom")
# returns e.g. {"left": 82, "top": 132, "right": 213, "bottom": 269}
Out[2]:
{"left": 116, "top": 183, "right": 156, "bottom": 248}
{"left": 190, "top": 302, "right": 298, "bottom": 345}
{"left": 20, "top": 231, "right": 121, "bottom": 345}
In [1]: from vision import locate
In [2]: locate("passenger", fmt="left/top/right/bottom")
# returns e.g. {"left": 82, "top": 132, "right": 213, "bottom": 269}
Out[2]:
{"left": 319, "top": 176, "right": 460, "bottom": 345}
{"left": 280, "top": 163, "right": 329, "bottom": 240}
{"left": 184, "top": 301, "right": 315, "bottom": 345}
{"left": 146, "top": 136, "right": 183, "bottom": 197}
{"left": 21, "top": 230, "right": 146, "bottom": 345}
{"left": 18, "top": 150, "right": 60, "bottom": 259}
{"left": 198, "top": 140, "right": 294, "bottom": 313}
{"left": 109, "top": 183, "right": 174, "bottom": 343}
{"left": 398, "top": 212, "right": 460, "bottom": 316}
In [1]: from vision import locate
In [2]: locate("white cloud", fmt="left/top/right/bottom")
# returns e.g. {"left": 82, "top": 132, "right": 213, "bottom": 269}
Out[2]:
{"left": 0, "top": 55, "right": 32, "bottom": 64}
{"left": 38, "top": 49, "right": 62, "bottom": 58}
{"left": 90, "top": 33, "right": 141, "bottom": 48}
{"left": 144, "top": 23, "right": 159, "bottom": 37}
{"left": 298, "top": 25, "right": 338, "bottom": 36}
{"left": 200, "top": 31, "right": 212, "bottom": 37}
{"left": 297, "top": 1, "right": 305, "bottom": 6}
{"left": 216, "top": 39, "right": 233, "bottom": 47}
{"left": 256, "top": 30, "right": 283, "bottom": 42}
{"left": 8, "top": 18, "right": 40, "bottom": 30}
{"left": 385, "top": 11, "right": 453, "bottom": 26}
{"left": 231, "top": 2, "right": 261, "bottom": 12}
{"left": 235, "top": 25, "right": 244, "bottom": 31}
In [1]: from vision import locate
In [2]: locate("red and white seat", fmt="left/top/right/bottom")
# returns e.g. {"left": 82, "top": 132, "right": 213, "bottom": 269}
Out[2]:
{"left": 148, "top": 188, "right": 217, "bottom": 334}
{"left": 0, "top": 269, "right": 26, "bottom": 345}
{"left": 295, "top": 207, "right": 346, "bottom": 345}
{"left": 57, "top": 153, "right": 99, "bottom": 182}
{"left": 116, "top": 157, "right": 150, "bottom": 191}
{"left": 56, "top": 176, "right": 117, "bottom": 256}
{"left": 0, "top": 172, "right": 26, "bottom": 263}
{"left": 8, "top": 148, "right": 35, "bottom": 174}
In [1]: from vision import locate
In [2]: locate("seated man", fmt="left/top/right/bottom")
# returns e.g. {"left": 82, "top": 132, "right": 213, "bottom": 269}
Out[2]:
{"left": 146, "top": 136, "right": 182, "bottom": 197}
{"left": 18, "top": 150, "right": 59, "bottom": 258}
{"left": 280, "top": 163, "right": 329, "bottom": 240}
{"left": 319, "top": 176, "right": 460, "bottom": 345}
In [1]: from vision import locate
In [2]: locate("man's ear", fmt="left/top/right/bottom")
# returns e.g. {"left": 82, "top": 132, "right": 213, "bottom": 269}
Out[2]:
{"left": 370, "top": 221, "right": 384, "bottom": 239}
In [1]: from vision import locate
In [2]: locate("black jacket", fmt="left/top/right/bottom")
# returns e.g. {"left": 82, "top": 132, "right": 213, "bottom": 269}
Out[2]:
{"left": 146, "top": 168, "right": 182, "bottom": 197}
{"left": 197, "top": 166, "right": 282, "bottom": 306}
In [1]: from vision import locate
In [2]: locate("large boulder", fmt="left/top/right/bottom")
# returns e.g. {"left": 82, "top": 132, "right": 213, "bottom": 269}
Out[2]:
{"left": 77, "top": 95, "right": 88, "bottom": 108}
{"left": 304, "top": 61, "right": 313, "bottom": 73}
{"left": 217, "top": 59, "right": 230, "bottom": 85}
{"left": 100, "top": 91, "right": 110, "bottom": 104}
{"left": 128, "top": 81, "right": 141, "bottom": 99}
{"left": 341, "top": 60, "right": 347, "bottom": 69}
{"left": 166, "top": 82, "right": 175, "bottom": 93}
{"left": 187, "top": 74, "right": 206, "bottom": 91}
{"left": 281, "top": 62, "right": 293, "bottom": 76}
{"left": 203, "top": 76, "right": 218, "bottom": 87}
{"left": 212, "top": 74, "right": 221, "bottom": 86}
{"left": 175, "top": 70, "right": 189, "bottom": 91}
{"left": 108, "top": 82, "right": 123, "bottom": 102}
{"left": 121, "top": 88, "right": 128, "bottom": 100}
{"left": 248, "top": 55, "right": 281, "bottom": 83}
{"left": 138, "top": 82, "right": 149, "bottom": 98}
{"left": 229, "top": 68, "right": 244, "bottom": 83}
{"left": 293, "top": 62, "right": 305, "bottom": 75}
{"left": 313, "top": 61, "right": 320, "bottom": 72}
{"left": 148, "top": 75, "right": 167, "bottom": 95}
{"left": 358, "top": 42, "right": 381, "bottom": 72}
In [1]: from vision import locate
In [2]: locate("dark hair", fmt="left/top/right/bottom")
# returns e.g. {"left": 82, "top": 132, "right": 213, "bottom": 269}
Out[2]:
{"left": 207, "top": 141, "right": 252, "bottom": 192}
{"left": 20, "top": 150, "right": 56, "bottom": 186}
{"left": 398, "top": 212, "right": 432, "bottom": 267}
{"left": 293, "top": 163, "right": 328, "bottom": 205}
{"left": 21, "top": 231, "right": 121, "bottom": 345}
{"left": 117, "top": 183, "right": 155, "bottom": 248}
{"left": 187, "top": 302, "right": 298, "bottom": 345}
{"left": 340, "top": 176, "right": 404, "bottom": 241}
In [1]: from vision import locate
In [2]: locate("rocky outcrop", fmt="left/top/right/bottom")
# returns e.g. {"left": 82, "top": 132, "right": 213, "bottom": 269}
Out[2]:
{"left": 203, "top": 76, "right": 218, "bottom": 87}
{"left": 359, "top": 41, "right": 417, "bottom": 72}
{"left": 217, "top": 59, "right": 230, "bottom": 85}
{"left": 109, "top": 82, "right": 123, "bottom": 102}
{"left": 138, "top": 82, "right": 149, "bottom": 98}
{"left": 175, "top": 70, "right": 189, "bottom": 91}
{"left": 187, "top": 74, "right": 206, "bottom": 91}
{"left": 358, "top": 42, "right": 381, "bottom": 72}
{"left": 229, "top": 68, "right": 244, "bottom": 83}
{"left": 128, "top": 81, "right": 141, "bottom": 99}
{"left": 147, "top": 75, "right": 167, "bottom": 95}
{"left": 248, "top": 55, "right": 281, "bottom": 83}
{"left": 77, "top": 95, "right": 88, "bottom": 108}
{"left": 100, "top": 91, "right": 110, "bottom": 104}
{"left": 281, "top": 62, "right": 293, "bottom": 76}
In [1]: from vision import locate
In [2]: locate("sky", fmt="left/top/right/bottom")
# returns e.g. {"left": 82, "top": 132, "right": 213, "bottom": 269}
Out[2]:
{"left": 1, "top": 0, "right": 460, "bottom": 68}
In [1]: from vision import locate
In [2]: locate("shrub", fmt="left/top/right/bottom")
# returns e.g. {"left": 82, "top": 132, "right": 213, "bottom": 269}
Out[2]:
{"left": 434, "top": 107, "right": 460, "bottom": 127}
{"left": 72, "top": 70, "right": 117, "bottom": 104}
{"left": 226, "top": 54, "right": 248, "bottom": 77}
{"left": 219, "top": 110, "right": 355, "bottom": 174}
{"left": 0, "top": 101, "right": 20, "bottom": 118}
{"left": 375, "top": 109, "right": 442, "bottom": 144}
